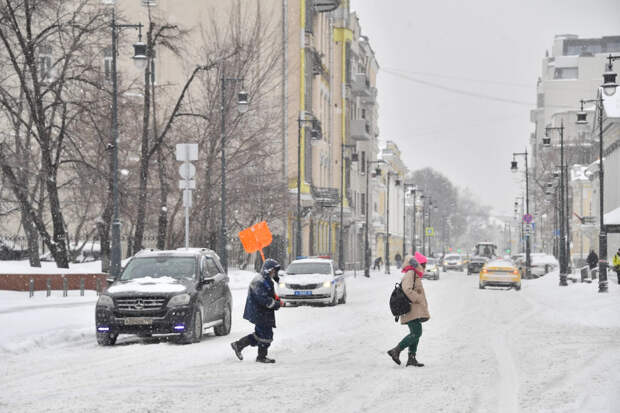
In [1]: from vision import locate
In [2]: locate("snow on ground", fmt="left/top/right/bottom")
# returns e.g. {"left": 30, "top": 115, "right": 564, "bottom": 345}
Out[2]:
{"left": 0, "top": 260, "right": 104, "bottom": 274}
{"left": 0, "top": 268, "right": 619, "bottom": 413}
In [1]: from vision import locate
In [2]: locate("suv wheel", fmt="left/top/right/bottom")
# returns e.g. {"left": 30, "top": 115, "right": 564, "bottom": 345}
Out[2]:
{"left": 479, "top": 282, "right": 485, "bottom": 290}
{"left": 214, "top": 304, "right": 232, "bottom": 336}
{"left": 96, "top": 331, "right": 118, "bottom": 346}
{"left": 180, "top": 308, "right": 202, "bottom": 344}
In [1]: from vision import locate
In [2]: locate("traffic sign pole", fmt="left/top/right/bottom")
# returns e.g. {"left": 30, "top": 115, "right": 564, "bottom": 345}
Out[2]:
{"left": 176, "top": 143, "right": 198, "bottom": 249}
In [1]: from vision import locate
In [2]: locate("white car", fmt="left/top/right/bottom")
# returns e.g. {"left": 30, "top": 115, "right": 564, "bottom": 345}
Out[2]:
{"left": 276, "top": 258, "right": 346, "bottom": 306}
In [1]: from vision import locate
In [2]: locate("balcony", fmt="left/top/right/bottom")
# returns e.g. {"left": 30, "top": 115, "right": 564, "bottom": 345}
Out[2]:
{"left": 361, "top": 87, "right": 377, "bottom": 105}
{"left": 350, "top": 73, "right": 371, "bottom": 97}
{"left": 350, "top": 119, "right": 371, "bottom": 141}
{"left": 311, "top": 186, "right": 339, "bottom": 207}
{"left": 313, "top": 0, "right": 340, "bottom": 12}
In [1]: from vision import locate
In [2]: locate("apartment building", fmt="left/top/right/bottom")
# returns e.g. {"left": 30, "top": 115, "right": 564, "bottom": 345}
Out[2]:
{"left": 531, "top": 34, "right": 620, "bottom": 259}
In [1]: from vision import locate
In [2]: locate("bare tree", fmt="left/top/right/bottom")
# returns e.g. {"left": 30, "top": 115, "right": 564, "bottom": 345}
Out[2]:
{"left": 0, "top": 0, "right": 110, "bottom": 268}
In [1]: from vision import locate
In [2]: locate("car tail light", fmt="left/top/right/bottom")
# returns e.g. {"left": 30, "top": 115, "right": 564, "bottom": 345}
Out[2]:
{"left": 513, "top": 269, "right": 519, "bottom": 275}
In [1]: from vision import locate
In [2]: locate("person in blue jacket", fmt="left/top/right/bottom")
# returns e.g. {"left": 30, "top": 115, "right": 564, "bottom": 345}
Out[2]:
{"left": 231, "top": 258, "right": 284, "bottom": 363}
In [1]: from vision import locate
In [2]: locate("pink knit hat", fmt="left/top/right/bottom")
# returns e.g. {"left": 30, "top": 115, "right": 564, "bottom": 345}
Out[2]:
{"left": 414, "top": 251, "right": 427, "bottom": 265}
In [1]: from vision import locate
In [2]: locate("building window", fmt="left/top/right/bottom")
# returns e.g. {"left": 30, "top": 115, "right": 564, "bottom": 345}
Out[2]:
{"left": 103, "top": 47, "right": 112, "bottom": 81}
{"left": 554, "top": 67, "right": 578, "bottom": 79}
{"left": 361, "top": 151, "right": 366, "bottom": 173}
{"left": 38, "top": 44, "right": 52, "bottom": 81}
{"left": 361, "top": 108, "right": 366, "bottom": 119}
{"left": 361, "top": 193, "right": 366, "bottom": 216}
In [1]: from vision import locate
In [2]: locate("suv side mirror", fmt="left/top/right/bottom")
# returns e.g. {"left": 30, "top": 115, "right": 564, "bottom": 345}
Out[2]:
{"left": 106, "top": 277, "right": 116, "bottom": 286}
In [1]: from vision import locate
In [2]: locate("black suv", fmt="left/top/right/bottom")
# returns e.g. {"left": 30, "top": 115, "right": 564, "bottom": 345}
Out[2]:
{"left": 95, "top": 248, "right": 232, "bottom": 346}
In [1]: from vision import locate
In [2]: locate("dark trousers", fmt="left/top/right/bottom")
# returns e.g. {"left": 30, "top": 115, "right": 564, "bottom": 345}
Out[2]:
{"left": 245, "top": 324, "right": 273, "bottom": 350}
{"left": 398, "top": 320, "right": 423, "bottom": 355}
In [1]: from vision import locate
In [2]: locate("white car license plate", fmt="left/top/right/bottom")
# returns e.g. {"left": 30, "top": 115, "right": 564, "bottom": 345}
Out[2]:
{"left": 294, "top": 291, "right": 312, "bottom": 296}
{"left": 123, "top": 317, "right": 153, "bottom": 325}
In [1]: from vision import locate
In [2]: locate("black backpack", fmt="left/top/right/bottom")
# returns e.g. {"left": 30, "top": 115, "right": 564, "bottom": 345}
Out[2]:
{"left": 389, "top": 282, "right": 411, "bottom": 322}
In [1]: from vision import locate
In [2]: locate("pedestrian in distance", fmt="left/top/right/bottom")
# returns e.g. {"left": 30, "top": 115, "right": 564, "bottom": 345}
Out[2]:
{"left": 231, "top": 258, "right": 285, "bottom": 364}
{"left": 373, "top": 256, "right": 383, "bottom": 270}
{"left": 586, "top": 249, "right": 598, "bottom": 270}
{"left": 394, "top": 253, "right": 402, "bottom": 269}
{"left": 387, "top": 251, "right": 431, "bottom": 367}
{"left": 612, "top": 248, "right": 620, "bottom": 284}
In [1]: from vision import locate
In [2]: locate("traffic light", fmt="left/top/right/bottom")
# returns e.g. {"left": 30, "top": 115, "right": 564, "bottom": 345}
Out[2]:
{"left": 457, "top": 249, "right": 461, "bottom": 253}
{"left": 506, "top": 248, "right": 511, "bottom": 254}
{"left": 448, "top": 247, "right": 452, "bottom": 252}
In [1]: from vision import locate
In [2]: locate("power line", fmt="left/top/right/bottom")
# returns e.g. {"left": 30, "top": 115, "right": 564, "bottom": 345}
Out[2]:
{"left": 382, "top": 68, "right": 538, "bottom": 107}
{"left": 383, "top": 67, "right": 533, "bottom": 89}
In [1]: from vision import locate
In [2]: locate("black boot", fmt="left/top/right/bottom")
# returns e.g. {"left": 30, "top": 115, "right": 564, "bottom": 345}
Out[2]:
{"left": 406, "top": 353, "right": 424, "bottom": 367}
{"left": 256, "top": 346, "right": 275, "bottom": 364}
{"left": 231, "top": 335, "right": 252, "bottom": 361}
{"left": 387, "top": 345, "right": 403, "bottom": 365}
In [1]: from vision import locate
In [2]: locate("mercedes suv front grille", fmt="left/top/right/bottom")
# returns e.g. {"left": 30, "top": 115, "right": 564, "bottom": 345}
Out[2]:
{"left": 115, "top": 296, "right": 166, "bottom": 311}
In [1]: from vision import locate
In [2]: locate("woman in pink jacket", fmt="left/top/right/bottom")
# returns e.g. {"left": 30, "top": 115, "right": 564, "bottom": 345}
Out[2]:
{"left": 387, "top": 252, "right": 431, "bottom": 367}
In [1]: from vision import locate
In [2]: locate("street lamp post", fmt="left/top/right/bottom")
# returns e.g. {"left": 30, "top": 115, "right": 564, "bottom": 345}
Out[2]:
{"left": 109, "top": 8, "right": 145, "bottom": 277}
{"left": 411, "top": 188, "right": 418, "bottom": 256}
{"left": 364, "top": 160, "right": 385, "bottom": 277}
{"left": 402, "top": 184, "right": 416, "bottom": 259}
{"left": 544, "top": 123, "right": 567, "bottom": 285}
{"left": 296, "top": 113, "right": 320, "bottom": 259}
{"left": 420, "top": 194, "right": 426, "bottom": 255}
{"left": 384, "top": 171, "right": 399, "bottom": 274}
{"left": 576, "top": 54, "right": 619, "bottom": 292}
{"left": 219, "top": 75, "right": 248, "bottom": 274}
{"left": 511, "top": 149, "right": 531, "bottom": 279}
{"left": 339, "top": 143, "right": 357, "bottom": 271}
{"left": 428, "top": 199, "right": 434, "bottom": 257}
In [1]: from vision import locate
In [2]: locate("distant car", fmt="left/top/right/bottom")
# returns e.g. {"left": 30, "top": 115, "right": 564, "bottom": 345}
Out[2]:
{"left": 479, "top": 259, "right": 521, "bottom": 290}
{"left": 467, "top": 256, "right": 488, "bottom": 275}
{"left": 95, "top": 248, "right": 232, "bottom": 346}
{"left": 442, "top": 254, "right": 464, "bottom": 272}
{"left": 515, "top": 253, "right": 558, "bottom": 278}
{"left": 276, "top": 258, "right": 346, "bottom": 306}
{"left": 423, "top": 258, "right": 440, "bottom": 280}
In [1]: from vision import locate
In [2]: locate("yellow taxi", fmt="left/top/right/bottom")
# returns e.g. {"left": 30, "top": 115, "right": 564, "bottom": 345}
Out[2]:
{"left": 479, "top": 259, "right": 521, "bottom": 291}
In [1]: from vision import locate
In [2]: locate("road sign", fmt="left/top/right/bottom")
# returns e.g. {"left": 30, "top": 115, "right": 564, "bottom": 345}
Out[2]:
{"left": 523, "top": 213, "right": 533, "bottom": 224}
{"left": 179, "top": 180, "right": 196, "bottom": 190}
{"left": 178, "top": 163, "right": 196, "bottom": 180}
{"left": 425, "top": 227, "right": 434, "bottom": 236}
{"left": 183, "top": 189, "right": 192, "bottom": 208}
{"left": 175, "top": 143, "right": 198, "bottom": 161}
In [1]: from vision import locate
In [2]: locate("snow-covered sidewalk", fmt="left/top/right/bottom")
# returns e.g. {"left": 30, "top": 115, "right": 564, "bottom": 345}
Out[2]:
{"left": 0, "top": 269, "right": 619, "bottom": 412}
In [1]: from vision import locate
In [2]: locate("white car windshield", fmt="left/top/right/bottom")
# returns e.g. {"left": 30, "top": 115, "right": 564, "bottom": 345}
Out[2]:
{"left": 286, "top": 262, "right": 332, "bottom": 275}
{"left": 120, "top": 257, "right": 196, "bottom": 281}
{"left": 426, "top": 258, "right": 437, "bottom": 265}
{"left": 445, "top": 255, "right": 460, "bottom": 260}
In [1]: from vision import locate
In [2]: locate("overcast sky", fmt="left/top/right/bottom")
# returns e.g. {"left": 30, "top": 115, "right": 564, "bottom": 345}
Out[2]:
{"left": 351, "top": 0, "right": 620, "bottom": 217}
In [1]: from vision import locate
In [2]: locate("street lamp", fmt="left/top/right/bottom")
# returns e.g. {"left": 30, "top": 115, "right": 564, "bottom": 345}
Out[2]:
{"left": 296, "top": 113, "right": 321, "bottom": 259}
{"left": 339, "top": 143, "right": 357, "bottom": 271}
{"left": 545, "top": 123, "right": 567, "bottom": 286}
{"left": 220, "top": 74, "right": 248, "bottom": 273}
{"left": 511, "top": 148, "right": 531, "bottom": 279}
{"left": 420, "top": 194, "right": 427, "bottom": 255}
{"left": 109, "top": 7, "right": 144, "bottom": 277}
{"left": 364, "top": 159, "right": 385, "bottom": 277}
{"left": 576, "top": 55, "right": 618, "bottom": 293}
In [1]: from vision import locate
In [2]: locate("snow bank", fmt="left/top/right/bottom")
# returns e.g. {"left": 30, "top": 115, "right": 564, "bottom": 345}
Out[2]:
{"left": 0, "top": 260, "right": 104, "bottom": 274}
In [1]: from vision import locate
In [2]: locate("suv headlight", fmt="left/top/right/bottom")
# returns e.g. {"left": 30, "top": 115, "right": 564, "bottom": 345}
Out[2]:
{"left": 97, "top": 295, "right": 114, "bottom": 308}
{"left": 322, "top": 281, "right": 331, "bottom": 288}
{"left": 167, "top": 293, "right": 191, "bottom": 307}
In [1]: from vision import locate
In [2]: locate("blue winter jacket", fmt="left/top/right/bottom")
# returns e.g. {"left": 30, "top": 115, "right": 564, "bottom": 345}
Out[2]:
{"left": 243, "top": 272, "right": 281, "bottom": 328}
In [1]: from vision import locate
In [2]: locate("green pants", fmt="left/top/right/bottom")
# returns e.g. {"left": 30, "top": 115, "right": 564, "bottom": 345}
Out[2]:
{"left": 398, "top": 320, "right": 422, "bottom": 355}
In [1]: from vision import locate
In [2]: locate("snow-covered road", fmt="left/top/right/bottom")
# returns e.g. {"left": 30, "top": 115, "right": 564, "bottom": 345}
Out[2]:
{"left": 1, "top": 270, "right": 619, "bottom": 413}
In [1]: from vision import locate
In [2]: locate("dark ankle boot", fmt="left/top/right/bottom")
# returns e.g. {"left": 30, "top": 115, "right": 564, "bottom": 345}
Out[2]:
{"left": 256, "top": 346, "right": 275, "bottom": 363}
{"left": 231, "top": 335, "right": 252, "bottom": 360}
{"left": 387, "top": 346, "right": 403, "bottom": 365}
{"left": 406, "top": 353, "right": 424, "bottom": 367}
